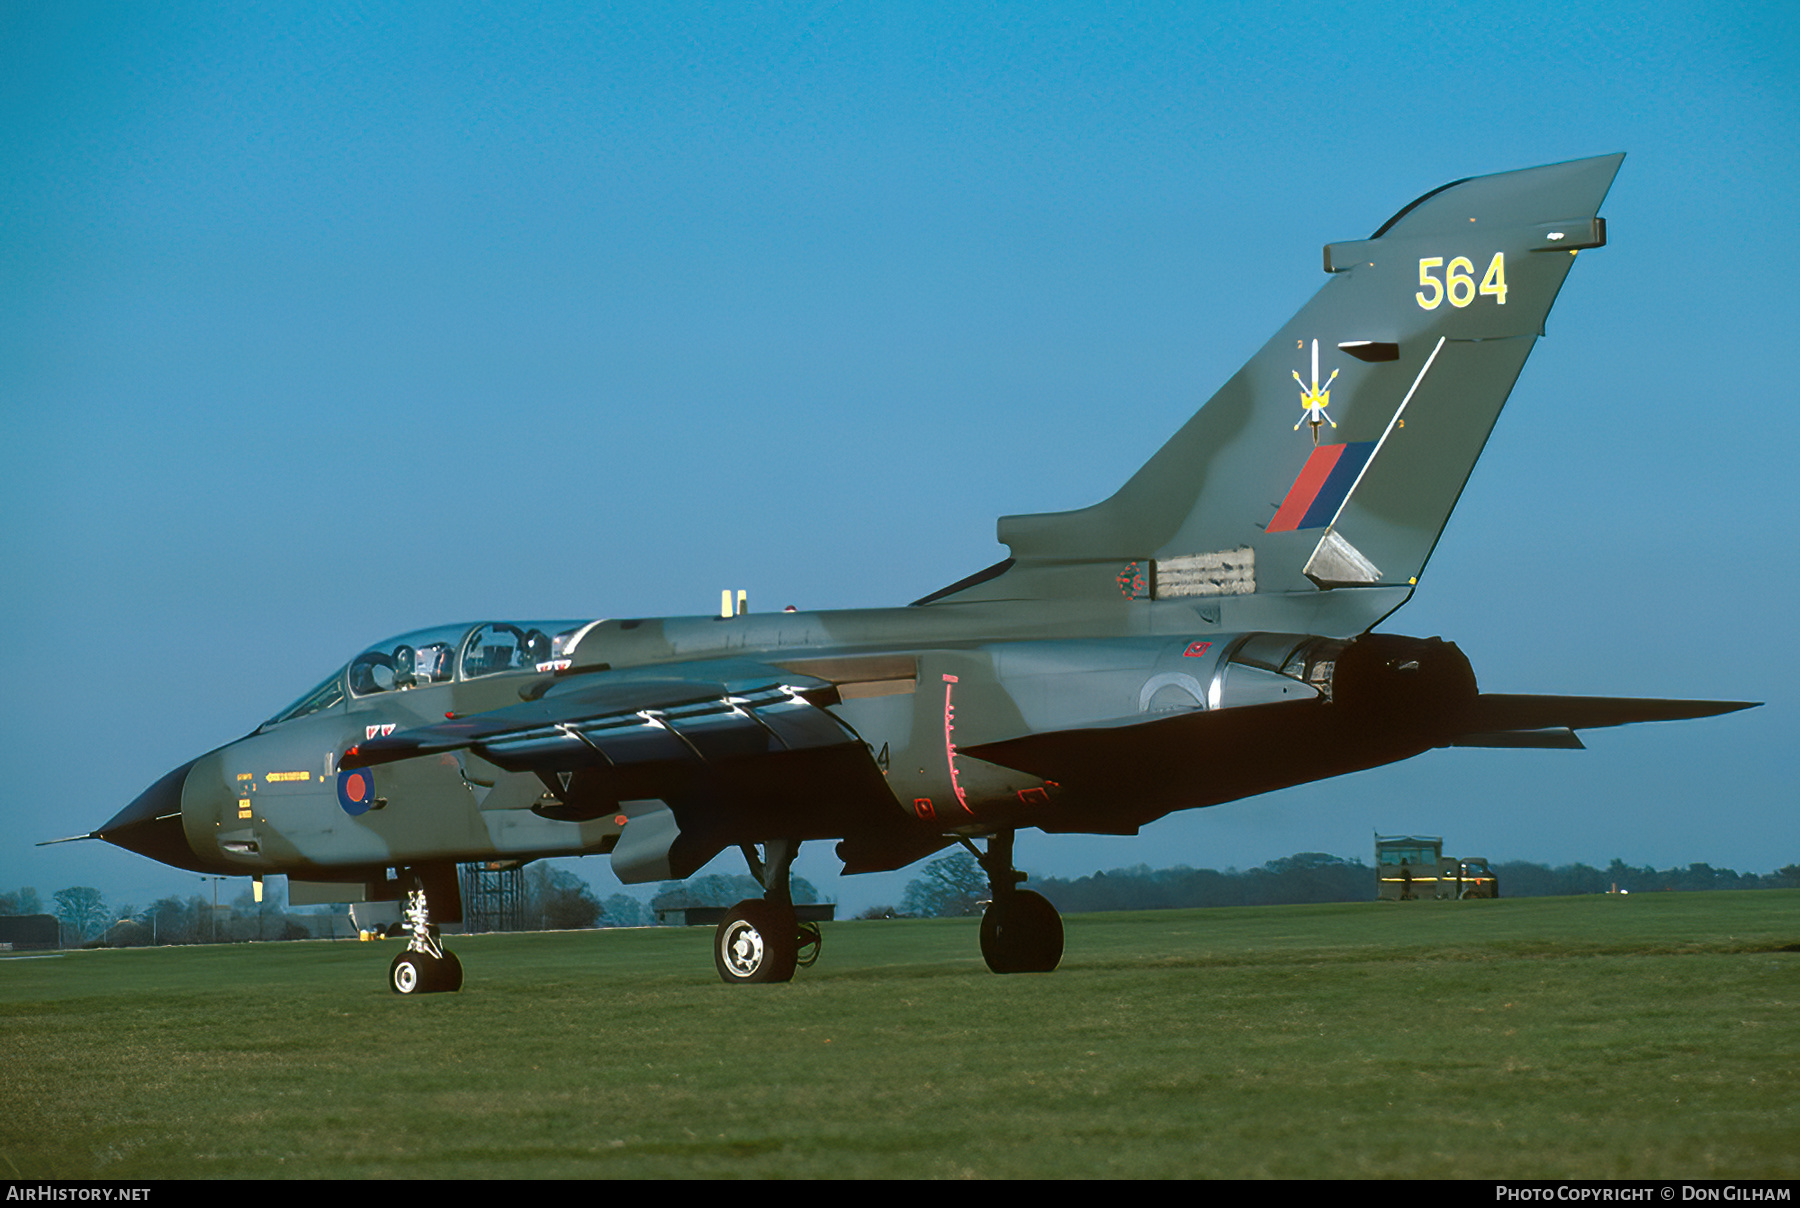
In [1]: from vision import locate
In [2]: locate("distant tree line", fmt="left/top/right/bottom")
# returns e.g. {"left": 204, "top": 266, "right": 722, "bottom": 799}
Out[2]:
{"left": 0, "top": 883, "right": 323, "bottom": 946}
{"left": 1492, "top": 859, "right": 1800, "bottom": 897}
{"left": 1033, "top": 853, "right": 1375, "bottom": 914}
{"left": 1030, "top": 855, "right": 1800, "bottom": 914}
{"left": 476, "top": 868, "right": 828, "bottom": 930}
{"left": 865, "top": 852, "right": 1800, "bottom": 918}
{"left": 523, "top": 864, "right": 605, "bottom": 930}
{"left": 649, "top": 873, "right": 819, "bottom": 917}
{"left": 901, "top": 851, "right": 987, "bottom": 917}
{"left": 0, "top": 871, "right": 622, "bottom": 945}
{"left": 7, "top": 854, "right": 1794, "bottom": 941}
{"left": 0, "top": 866, "right": 823, "bottom": 943}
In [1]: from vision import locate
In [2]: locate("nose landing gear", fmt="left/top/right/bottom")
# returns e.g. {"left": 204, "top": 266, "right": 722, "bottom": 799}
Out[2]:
{"left": 389, "top": 888, "right": 463, "bottom": 994}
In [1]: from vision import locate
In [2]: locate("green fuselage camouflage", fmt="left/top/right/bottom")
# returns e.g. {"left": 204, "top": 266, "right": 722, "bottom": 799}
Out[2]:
{"left": 84, "top": 154, "right": 1753, "bottom": 988}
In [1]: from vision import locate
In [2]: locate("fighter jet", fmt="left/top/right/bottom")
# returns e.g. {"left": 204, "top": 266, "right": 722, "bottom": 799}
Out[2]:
{"left": 73, "top": 154, "right": 1754, "bottom": 992}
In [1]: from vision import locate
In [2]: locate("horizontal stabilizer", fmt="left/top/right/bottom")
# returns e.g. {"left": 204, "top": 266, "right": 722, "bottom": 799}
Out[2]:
{"left": 1452, "top": 728, "right": 1585, "bottom": 750}
{"left": 961, "top": 688, "right": 1757, "bottom": 829}
{"left": 1457, "top": 694, "right": 1758, "bottom": 736}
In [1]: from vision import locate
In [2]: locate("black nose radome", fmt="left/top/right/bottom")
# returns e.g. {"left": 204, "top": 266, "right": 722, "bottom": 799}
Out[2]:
{"left": 100, "top": 757, "right": 209, "bottom": 872}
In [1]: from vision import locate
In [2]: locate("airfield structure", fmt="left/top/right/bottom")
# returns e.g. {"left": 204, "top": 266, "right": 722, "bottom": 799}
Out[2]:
{"left": 460, "top": 862, "right": 525, "bottom": 932}
{"left": 0, "top": 914, "right": 59, "bottom": 950}
{"left": 1375, "top": 835, "right": 1499, "bottom": 901}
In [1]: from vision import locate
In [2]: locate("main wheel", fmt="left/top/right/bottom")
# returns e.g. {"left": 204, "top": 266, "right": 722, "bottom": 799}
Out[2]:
{"left": 980, "top": 889, "right": 1064, "bottom": 974}
{"left": 715, "top": 900, "right": 799, "bottom": 984}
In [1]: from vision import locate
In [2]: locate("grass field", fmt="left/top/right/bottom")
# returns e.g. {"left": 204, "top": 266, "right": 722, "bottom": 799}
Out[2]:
{"left": 3, "top": 891, "right": 1795, "bottom": 1179}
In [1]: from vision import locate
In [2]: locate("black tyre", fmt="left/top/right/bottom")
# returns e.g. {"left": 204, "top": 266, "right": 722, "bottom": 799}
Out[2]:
{"left": 389, "top": 951, "right": 433, "bottom": 994}
{"left": 715, "top": 900, "right": 799, "bottom": 984}
{"left": 979, "top": 889, "right": 1064, "bottom": 974}
{"left": 389, "top": 950, "right": 462, "bottom": 994}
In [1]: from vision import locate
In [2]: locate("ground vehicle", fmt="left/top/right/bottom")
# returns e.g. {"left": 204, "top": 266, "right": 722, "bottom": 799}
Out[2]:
{"left": 1375, "top": 835, "right": 1499, "bottom": 900}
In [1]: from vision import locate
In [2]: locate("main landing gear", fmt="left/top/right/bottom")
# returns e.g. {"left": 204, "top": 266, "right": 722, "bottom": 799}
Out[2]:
{"left": 715, "top": 839, "right": 817, "bottom": 985}
{"left": 716, "top": 898, "right": 799, "bottom": 983}
{"left": 969, "top": 831, "right": 1063, "bottom": 974}
{"left": 711, "top": 831, "right": 1064, "bottom": 984}
{"left": 389, "top": 887, "right": 463, "bottom": 994}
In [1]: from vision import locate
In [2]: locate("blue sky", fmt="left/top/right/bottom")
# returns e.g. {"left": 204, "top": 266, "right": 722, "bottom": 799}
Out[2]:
{"left": 4, "top": 1, "right": 1795, "bottom": 915}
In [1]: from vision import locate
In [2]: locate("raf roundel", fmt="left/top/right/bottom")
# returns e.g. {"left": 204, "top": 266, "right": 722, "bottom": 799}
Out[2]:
{"left": 337, "top": 767, "right": 376, "bottom": 816}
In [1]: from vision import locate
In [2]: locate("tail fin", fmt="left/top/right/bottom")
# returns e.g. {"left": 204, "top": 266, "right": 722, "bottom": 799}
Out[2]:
{"left": 929, "top": 155, "right": 1623, "bottom": 628}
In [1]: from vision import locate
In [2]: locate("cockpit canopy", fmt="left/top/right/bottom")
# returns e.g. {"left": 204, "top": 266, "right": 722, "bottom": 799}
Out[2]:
{"left": 267, "top": 619, "right": 594, "bottom": 726}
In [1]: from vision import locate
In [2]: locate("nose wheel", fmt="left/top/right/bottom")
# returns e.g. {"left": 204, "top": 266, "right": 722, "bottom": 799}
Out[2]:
{"left": 390, "top": 948, "right": 463, "bottom": 994}
{"left": 389, "top": 887, "right": 462, "bottom": 994}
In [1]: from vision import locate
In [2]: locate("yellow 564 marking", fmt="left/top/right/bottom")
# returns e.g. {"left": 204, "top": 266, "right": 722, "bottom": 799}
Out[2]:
{"left": 1416, "top": 252, "right": 1507, "bottom": 309}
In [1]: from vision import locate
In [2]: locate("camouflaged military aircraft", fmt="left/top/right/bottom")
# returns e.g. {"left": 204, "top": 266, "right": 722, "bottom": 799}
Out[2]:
{"left": 75, "top": 154, "right": 1755, "bottom": 993}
